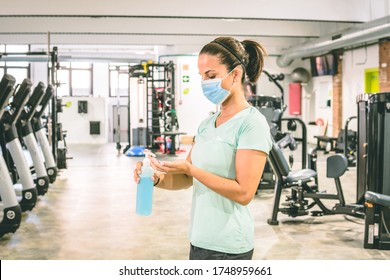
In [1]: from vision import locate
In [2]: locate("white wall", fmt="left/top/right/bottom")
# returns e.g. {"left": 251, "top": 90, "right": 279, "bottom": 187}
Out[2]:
{"left": 309, "top": 76, "right": 333, "bottom": 141}
{"left": 342, "top": 44, "right": 379, "bottom": 129}
{"left": 59, "top": 96, "right": 108, "bottom": 144}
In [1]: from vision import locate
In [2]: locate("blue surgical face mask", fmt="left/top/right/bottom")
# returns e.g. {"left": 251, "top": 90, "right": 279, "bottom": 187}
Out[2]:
{"left": 201, "top": 70, "right": 235, "bottom": 105}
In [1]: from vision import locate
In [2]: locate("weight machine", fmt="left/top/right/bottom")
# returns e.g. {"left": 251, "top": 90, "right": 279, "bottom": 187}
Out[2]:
{"left": 250, "top": 70, "right": 307, "bottom": 190}
{"left": 123, "top": 64, "right": 147, "bottom": 155}
{"left": 359, "top": 92, "right": 390, "bottom": 250}
{"left": 267, "top": 130, "right": 364, "bottom": 225}
{"left": 146, "top": 62, "right": 181, "bottom": 154}
{"left": 125, "top": 61, "right": 183, "bottom": 155}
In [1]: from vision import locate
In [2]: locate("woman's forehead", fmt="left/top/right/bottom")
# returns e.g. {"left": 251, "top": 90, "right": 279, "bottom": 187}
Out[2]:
{"left": 198, "top": 54, "right": 225, "bottom": 71}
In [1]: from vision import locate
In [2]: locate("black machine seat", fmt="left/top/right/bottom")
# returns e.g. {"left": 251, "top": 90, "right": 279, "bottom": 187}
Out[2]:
{"left": 365, "top": 191, "right": 390, "bottom": 208}
{"left": 269, "top": 139, "right": 318, "bottom": 186}
{"left": 285, "top": 169, "right": 317, "bottom": 185}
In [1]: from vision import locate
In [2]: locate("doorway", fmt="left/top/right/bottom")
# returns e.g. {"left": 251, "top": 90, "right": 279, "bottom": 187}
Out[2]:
{"left": 112, "top": 105, "right": 129, "bottom": 144}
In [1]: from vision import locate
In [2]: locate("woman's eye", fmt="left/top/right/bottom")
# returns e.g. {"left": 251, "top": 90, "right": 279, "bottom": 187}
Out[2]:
{"left": 208, "top": 76, "right": 216, "bottom": 79}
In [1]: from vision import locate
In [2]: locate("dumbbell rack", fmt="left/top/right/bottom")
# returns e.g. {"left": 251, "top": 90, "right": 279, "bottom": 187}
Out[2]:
{"left": 145, "top": 62, "right": 176, "bottom": 150}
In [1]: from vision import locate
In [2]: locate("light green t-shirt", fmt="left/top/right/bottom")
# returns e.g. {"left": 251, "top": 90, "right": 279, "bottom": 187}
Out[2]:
{"left": 190, "top": 106, "right": 272, "bottom": 254}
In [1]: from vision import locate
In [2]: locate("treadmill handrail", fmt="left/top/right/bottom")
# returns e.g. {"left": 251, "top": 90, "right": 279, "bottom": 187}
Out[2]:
{"left": 0, "top": 74, "right": 16, "bottom": 118}
{"left": 34, "top": 84, "right": 54, "bottom": 119}
{"left": 21, "top": 82, "right": 46, "bottom": 123}
{"left": 6, "top": 79, "right": 32, "bottom": 125}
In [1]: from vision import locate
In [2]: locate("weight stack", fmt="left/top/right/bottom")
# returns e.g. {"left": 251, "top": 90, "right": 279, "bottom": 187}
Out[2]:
{"left": 364, "top": 92, "right": 390, "bottom": 250}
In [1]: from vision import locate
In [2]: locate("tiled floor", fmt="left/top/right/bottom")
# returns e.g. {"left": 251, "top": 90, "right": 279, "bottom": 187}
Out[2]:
{"left": 1, "top": 143, "right": 390, "bottom": 260}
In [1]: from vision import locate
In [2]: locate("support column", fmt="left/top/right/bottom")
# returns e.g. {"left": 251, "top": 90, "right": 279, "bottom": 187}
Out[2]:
{"left": 379, "top": 40, "right": 390, "bottom": 92}
{"left": 332, "top": 55, "right": 343, "bottom": 137}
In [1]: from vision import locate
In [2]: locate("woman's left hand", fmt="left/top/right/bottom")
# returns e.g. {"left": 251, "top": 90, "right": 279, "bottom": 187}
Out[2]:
{"left": 150, "top": 158, "right": 192, "bottom": 176}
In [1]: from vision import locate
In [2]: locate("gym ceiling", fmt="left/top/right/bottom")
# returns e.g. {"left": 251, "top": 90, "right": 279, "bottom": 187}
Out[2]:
{"left": 0, "top": 0, "right": 389, "bottom": 64}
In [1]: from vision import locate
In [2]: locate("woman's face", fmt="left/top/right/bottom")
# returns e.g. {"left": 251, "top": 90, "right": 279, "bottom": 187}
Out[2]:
{"left": 198, "top": 54, "right": 233, "bottom": 89}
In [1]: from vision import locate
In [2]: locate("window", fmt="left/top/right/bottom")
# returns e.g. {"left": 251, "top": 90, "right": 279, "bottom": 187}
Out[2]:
{"left": 56, "top": 62, "right": 93, "bottom": 97}
{"left": 0, "top": 44, "right": 30, "bottom": 85}
{"left": 109, "top": 64, "right": 130, "bottom": 97}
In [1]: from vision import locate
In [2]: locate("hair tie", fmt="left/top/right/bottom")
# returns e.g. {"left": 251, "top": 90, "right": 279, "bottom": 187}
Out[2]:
{"left": 212, "top": 40, "right": 247, "bottom": 70}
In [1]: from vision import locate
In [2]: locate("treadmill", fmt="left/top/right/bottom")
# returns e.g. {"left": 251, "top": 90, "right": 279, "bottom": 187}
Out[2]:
{"left": 1, "top": 77, "right": 38, "bottom": 211}
{"left": 17, "top": 82, "right": 50, "bottom": 195}
{"left": 31, "top": 85, "right": 58, "bottom": 183}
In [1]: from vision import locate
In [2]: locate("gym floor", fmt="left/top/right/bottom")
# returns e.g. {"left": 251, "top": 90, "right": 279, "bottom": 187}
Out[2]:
{"left": 1, "top": 143, "right": 390, "bottom": 260}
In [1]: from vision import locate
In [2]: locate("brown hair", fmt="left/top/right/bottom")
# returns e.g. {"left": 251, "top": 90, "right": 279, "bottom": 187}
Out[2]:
{"left": 199, "top": 37, "right": 267, "bottom": 84}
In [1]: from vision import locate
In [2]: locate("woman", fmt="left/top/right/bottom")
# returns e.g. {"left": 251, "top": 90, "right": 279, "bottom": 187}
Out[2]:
{"left": 134, "top": 37, "right": 272, "bottom": 260}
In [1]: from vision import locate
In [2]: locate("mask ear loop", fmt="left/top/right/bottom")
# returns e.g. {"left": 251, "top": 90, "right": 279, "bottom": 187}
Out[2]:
{"left": 228, "top": 81, "right": 236, "bottom": 93}
{"left": 225, "top": 71, "right": 237, "bottom": 99}
{"left": 221, "top": 68, "right": 235, "bottom": 80}
{"left": 219, "top": 69, "right": 235, "bottom": 95}
{"left": 226, "top": 67, "right": 239, "bottom": 90}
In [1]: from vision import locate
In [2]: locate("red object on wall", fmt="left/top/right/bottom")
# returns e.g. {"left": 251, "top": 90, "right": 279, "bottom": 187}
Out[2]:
{"left": 289, "top": 83, "right": 302, "bottom": 115}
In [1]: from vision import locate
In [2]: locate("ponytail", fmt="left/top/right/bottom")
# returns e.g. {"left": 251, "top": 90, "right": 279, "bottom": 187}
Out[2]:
{"left": 241, "top": 40, "right": 267, "bottom": 84}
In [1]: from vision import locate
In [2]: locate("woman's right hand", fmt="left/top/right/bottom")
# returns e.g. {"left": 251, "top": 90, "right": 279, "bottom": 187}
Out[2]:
{"left": 133, "top": 151, "right": 160, "bottom": 185}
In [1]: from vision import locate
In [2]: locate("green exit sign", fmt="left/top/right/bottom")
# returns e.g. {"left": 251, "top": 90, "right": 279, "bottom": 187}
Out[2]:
{"left": 182, "top": 75, "right": 190, "bottom": 83}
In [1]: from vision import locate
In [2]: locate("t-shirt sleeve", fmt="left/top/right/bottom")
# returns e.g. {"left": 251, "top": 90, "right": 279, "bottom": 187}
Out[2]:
{"left": 237, "top": 112, "right": 273, "bottom": 154}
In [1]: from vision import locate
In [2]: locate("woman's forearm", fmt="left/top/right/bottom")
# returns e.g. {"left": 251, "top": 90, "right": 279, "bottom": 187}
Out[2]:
{"left": 187, "top": 150, "right": 267, "bottom": 205}
{"left": 188, "top": 165, "right": 245, "bottom": 203}
{"left": 155, "top": 173, "right": 193, "bottom": 190}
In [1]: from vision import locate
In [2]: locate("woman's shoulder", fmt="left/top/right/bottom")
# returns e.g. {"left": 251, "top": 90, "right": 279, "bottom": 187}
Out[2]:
{"left": 199, "top": 111, "right": 219, "bottom": 128}
{"left": 243, "top": 106, "right": 268, "bottom": 123}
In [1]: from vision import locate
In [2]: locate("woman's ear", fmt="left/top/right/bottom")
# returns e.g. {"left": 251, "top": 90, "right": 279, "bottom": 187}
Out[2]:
{"left": 233, "top": 67, "right": 243, "bottom": 82}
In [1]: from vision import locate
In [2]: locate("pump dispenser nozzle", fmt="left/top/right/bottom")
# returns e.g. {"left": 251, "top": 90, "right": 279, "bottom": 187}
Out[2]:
{"left": 143, "top": 151, "right": 156, "bottom": 158}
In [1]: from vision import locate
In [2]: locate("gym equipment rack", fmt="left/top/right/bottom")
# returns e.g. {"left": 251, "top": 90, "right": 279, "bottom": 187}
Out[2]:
{"left": 145, "top": 62, "right": 178, "bottom": 152}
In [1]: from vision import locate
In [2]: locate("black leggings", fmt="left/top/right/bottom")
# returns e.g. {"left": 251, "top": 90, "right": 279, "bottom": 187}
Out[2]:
{"left": 189, "top": 244, "right": 254, "bottom": 260}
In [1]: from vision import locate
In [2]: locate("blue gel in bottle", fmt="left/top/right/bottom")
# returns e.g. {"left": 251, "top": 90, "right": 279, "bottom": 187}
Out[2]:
{"left": 136, "top": 157, "right": 154, "bottom": 216}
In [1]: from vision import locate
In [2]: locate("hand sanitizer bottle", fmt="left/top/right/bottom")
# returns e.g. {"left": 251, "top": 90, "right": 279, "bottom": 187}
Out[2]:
{"left": 136, "top": 155, "right": 154, "bottom": 216}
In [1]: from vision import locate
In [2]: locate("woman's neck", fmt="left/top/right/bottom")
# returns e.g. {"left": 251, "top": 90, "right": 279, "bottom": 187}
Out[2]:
{"left": 219, "top": 92, "right": 249, "bottom": 118}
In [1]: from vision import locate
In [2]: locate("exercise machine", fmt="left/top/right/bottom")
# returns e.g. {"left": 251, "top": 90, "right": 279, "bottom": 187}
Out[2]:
{"left": 0, "top": 77, "right": 38, "bottom": 211}
{"left": 17, "top": 81, "right": 50, "bottom": 195}
{"left": 55, "top": 98, "right": 71, "bottom": 170}
{"left": 47, "top": 47, "right": 70, "bottom": 171}
{"left": 267, "top": 131, "right": 364, "bottom": 225}
{"left": 280, "top": 117, "right": 308, "bottom": 170}
{"left": 114, "top": 66, "right": 122, "bottom": 154}
{"left": 250, "top": 71, "right": 308, "bottom": 190}
{"left": 360, "top": 92, "right": 390, "bottom": 250}
{"left": 126, "top": 62, "right": 183, "bottom": 155}
{"left": 248, "top": 70, "right": 286, "bottom": 189}
{"left": 0, "top": 74, "right": 22, "bottom": 237}
{"left": 31, "top": 85, "right": 58, "bottom": 183}
{"left": 313, "top": 116, "right": 357, "bottom": 167}
{"left": 364, "top": 191, "right": 390, "bottom": 250}
{"left": 125, "top": 64, "right": 147, "bottom": 155}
